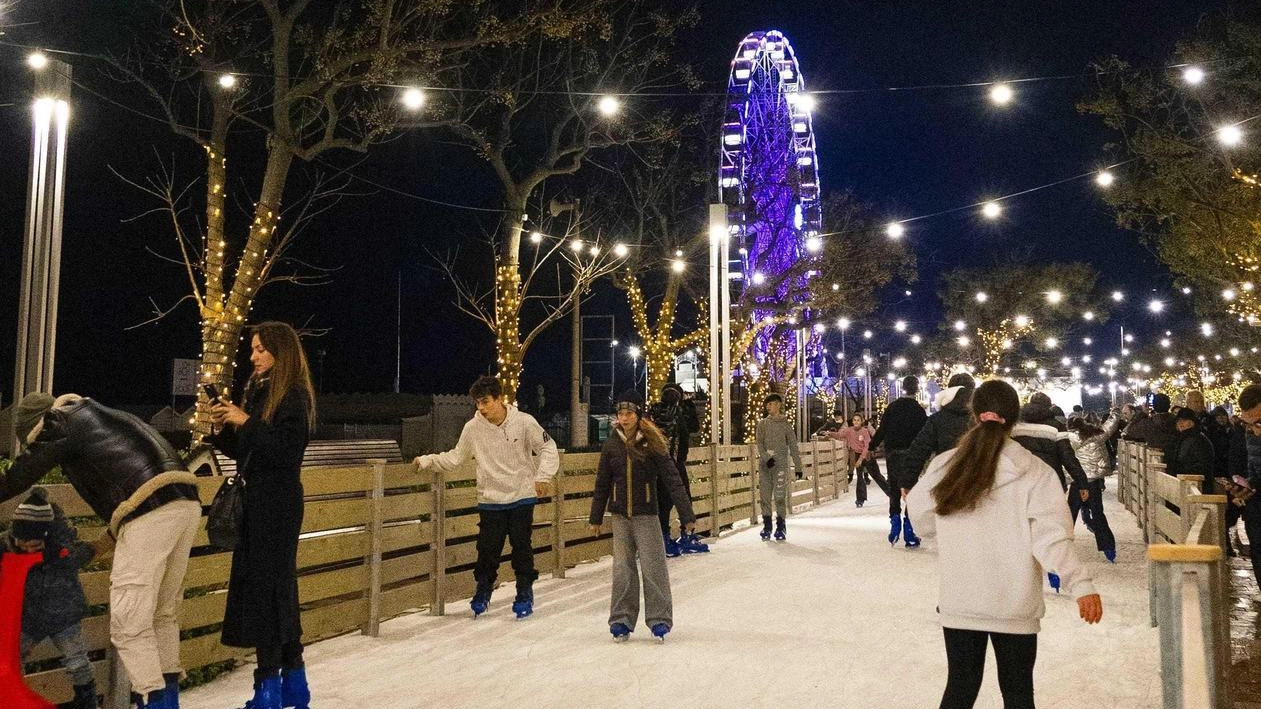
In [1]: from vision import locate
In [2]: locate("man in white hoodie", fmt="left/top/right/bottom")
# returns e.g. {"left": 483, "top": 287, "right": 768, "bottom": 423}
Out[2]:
{"left": 415, "top": 376, "right": 559, "bottom": 619}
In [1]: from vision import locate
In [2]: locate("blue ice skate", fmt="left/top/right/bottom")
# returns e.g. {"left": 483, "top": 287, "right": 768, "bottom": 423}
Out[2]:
{"left": 651, "top": 623, "right": 670, "bottom": 642}
{"left": 512, "top": 587, "right": 534, "bottom": 619}
{"left": 1048, "top": 572, "right": 1061, "bottom": 593}
{"left": 664, "top": 533, "right": 682, "bottom": 558}
{"left": 678, "top": 532, "right": 710, "bottom": 553}
{"left": 470, "top": 582, "right": 493, "bottom": 617}
{"left": 902, "top": 514, "right": 921, "bottom": 548}
{"left": 887, "top": 514, "right": 902, "bottom": 546}
{"left": 610, "top": 622, "right": 632, "bottom": 642}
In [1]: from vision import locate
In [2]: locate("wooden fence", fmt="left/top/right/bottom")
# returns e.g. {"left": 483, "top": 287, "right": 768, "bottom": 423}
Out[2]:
{"left": 9, "top": 439, "right": 850, "bottom": 705}
{"left": 1115, "top": 440, "right": 1230, "bottom": 709}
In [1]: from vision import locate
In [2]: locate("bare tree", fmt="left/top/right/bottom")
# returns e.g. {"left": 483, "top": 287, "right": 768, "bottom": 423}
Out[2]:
{"left": 107, "top": 0, "right": 597, "bottom": 437}
{"left": 439, "top": 0, "right": 699, "bottom": 401}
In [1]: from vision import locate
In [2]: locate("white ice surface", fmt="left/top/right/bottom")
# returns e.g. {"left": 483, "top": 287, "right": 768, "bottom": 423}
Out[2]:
{"left": 182, "top": 480, "right": 1159, "bottom": 709}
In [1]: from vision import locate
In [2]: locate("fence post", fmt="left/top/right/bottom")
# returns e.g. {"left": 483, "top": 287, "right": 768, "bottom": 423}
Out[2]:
{"left": 108, "top": 647, "right": 130, "bottom": 709}
{"left": 362, "top": 459, "right": 386, "bottom": 636}
{"left": 552, "top": 469, "right": 566, "bottom": 579}
{"left": 747, "top": 443, "right": 758, "bottom": 526}
{"left": 430, "top": 467, "right": 446, "bottom": 616}
{"left": 1176, "top": 475, "right": 1203, "bottom": 540}
{"left": 811, "top": 437, "right": 821, "bottom": 507}
{"left": 709, "top": 447, "right": 721, "bottom": 537}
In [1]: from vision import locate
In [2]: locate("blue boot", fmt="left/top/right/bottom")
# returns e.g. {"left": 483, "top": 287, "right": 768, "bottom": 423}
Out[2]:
{"left": 512, "top": 585, "right": 534, "bottom": 619}
{"left": 610, "top": 622, "right": 631, "bottom": 642}
{"left": 664, "top": 533, "right": 682, "bottom": 558}
{"left": 651, "top": 622, "right": 670, "bottom": 642}
{"left": 140, "top": 687, "right": 175, "bottom": 709}
{"left": 236, "top": 675, "right": 281, "bottom": 709}
{"left": 470, "top": 581, "right": 493, "bottom": 617}
{"left": 679, "top": 532, "right": 710, "bottom": 553}
{"left": 162, "top": 673, "right": 180, "bottom": 709}
{"left": 281, "top": 668, "right": 310, "bottom": 709}
{"left": 1048, "top": 572, "right": 1061, "bottom": 593}
{"left": 887, "top": 514, "right": 902, "bottom": 545}
{"left": 902, "top": 514, "right": 921, "bottom": 548}
{"left": 1103, "top": 549, "right": 1116, "bottom": 564}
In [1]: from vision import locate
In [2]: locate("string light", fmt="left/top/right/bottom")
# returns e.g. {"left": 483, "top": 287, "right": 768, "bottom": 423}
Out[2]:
{"left": 26, "top": 52, "right": 48, "bottom": 70}
{"left": 975, "top": 291, "right": 989, "bottom": 303}
{"left": 401, "top": 87, "right": 425, "bottom": 111}
{"left": 885, "top": 222, "right": 905, "bottom": 239}
{"left": 953, "top": 320, "right": 968, "bottom": 332}
{"left": 218, "top": 74, "right": 237, "bottom": 89}
{"left": 1045, "top": 289, "right": 1063, "bottom": 305}
{"left": 1217, "top": 124, "right": 1243, "bottom": 147}
{"left": 570, "top": 239, "right": 584, "bottom": 253}
{"left": 805, "top": 235, "right": 823, "bottom": 253}
{"left": 1095, "top": 170, "right": 1115, "bottom": 187}
{"left": 1083, "top": 310, "right": 1095, "bottom": 320}
{"left": 671, "top": 259, "right": 686, "bottom": 273}
{"left": 989, "top": 83, "right": 1014, "bottom": 105}
{"left": 613, "top": 243, "right": 629, "bottom": 257}
{"left": 1182, "top": 66, "right": 1205, "bottom": 85}
{"left": 1148, "top": 299, "right": 1164, "bottom": 313}
{"left": 529, "top": 231, "right": 543, "bottom": 244}
{"left": 597, "top": 95, "right": 620, "bottom": 116}
{"left": 1111, "top": 291, "right": 1125, "bottom": 302}
{"left": 981, "top": 201, "right": 1002, "bottom": 219}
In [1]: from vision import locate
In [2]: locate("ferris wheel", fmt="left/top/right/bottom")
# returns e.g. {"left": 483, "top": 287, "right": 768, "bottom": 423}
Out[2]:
{"left": 718, "top": 30, "right": 822, "bottom": 366}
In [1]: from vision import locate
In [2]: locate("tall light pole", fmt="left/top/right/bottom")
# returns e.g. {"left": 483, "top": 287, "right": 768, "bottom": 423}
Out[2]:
{"left": 629, "top": 345, "right": 642, "bottom": 399}
{"left": 13, "top": 53, "right": 71, "bottom": 451}
{"left": 609, "top": 339, "right": 618, "bottom": 408}
{"left": 708, "top": 204, "right": 731, "bottom": 444}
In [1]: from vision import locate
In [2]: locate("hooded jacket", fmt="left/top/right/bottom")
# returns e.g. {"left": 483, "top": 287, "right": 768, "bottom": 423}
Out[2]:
{"left": 756, "top": 414, "right": 803, "bottom": 473}
{"left": 1, "top": 395, "right": 199, "bottom": 535}
{"left": 589, "top": 426, "right": 695, "bottom": 524}
{"left": 1124, "top": 412, "right": 1178, "bottom": 451}
{"left": 1166, "top": 425, "right": 1215, "bottom": 479}
{"left": 907, "top": 440, "right": 1097, "bottom": 635}
{"left": 902, "top": 386, "right": 974, "bottom": 481}
{"left": 1020, "top": 399, "right": 1066, "bottom": 432}
{"left": 6, "top": 503, "right": 94, "bottom": 639}
{"left": 870, "top": 396, "right": 928, "bottom": 452}
{"left": 1067, "top": 416, "right": 1121, "bottom": 481}
{"left": 416, "top": 405, "right": 559, "bottom": 508}
{"left": 1011, "top": 422, "right": 1089, "bottom": 491}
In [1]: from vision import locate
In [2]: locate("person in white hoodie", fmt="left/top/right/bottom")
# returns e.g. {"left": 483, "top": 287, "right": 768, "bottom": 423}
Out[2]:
{"left": 907, "top": 380, "right": 1103, "bottom": 709}
{"left": 415, "top": 375, "right": 559, "bottom": 619}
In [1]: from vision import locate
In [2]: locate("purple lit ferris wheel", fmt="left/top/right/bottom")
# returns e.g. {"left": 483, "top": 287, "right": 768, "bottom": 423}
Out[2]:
{"left": 719, "top": 30, "right": 822, "bottom": 369}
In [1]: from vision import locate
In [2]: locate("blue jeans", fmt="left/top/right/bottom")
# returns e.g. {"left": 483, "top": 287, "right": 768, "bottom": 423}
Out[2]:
{"left": 22, "top": 623, "right": 94, "bottom": 686}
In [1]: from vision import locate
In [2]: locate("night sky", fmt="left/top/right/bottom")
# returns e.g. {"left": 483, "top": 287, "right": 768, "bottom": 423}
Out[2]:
{"left": 0, "top": 0, "right": 1239, "bottom": 409}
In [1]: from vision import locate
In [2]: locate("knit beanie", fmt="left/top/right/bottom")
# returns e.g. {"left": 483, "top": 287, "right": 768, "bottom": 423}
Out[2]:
{"left": 11, "top": 487, "right": 54, "bottom": 541}
{"left": 1152, "top": 393, "right": 1172, "bottom": 413}
{"left": 615, "top": 389, "right": 645, "bottom": 415}
{"left": 13, "top": 392, "right": 55, "bottom": 447}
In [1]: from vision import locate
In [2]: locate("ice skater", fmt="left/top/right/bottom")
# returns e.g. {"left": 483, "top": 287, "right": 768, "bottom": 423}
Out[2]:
{"left": 755, "top": 393, "right": 802, "bottom": 541}
{"left": 825, "top": 413, "right": 888, "bottom": 508}
{"left": 1066, "top": 415, "right": 1121, "bottom": 562}
{"left": 648, "top": 384, "right": 705, "bottom": 555}
{"left": 8, "top": 487, "right": 108, "bottom": 709}
{"left": 589, "top": 390, "right": 696, "bottom": 642}
{"left": 907, "top": 380, "right": 1103, "bottom": 709}
{"left": 415, "top": 375, "right": 559, "bottom": 619}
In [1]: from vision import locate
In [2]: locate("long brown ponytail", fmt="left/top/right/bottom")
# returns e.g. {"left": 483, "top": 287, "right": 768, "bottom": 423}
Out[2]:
{"left": 932, "top": 380, "right": 1020, "bottom": 516}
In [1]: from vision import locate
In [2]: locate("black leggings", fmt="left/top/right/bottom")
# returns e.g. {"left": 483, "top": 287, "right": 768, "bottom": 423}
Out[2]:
{"left": 940, "top": 628, "right": 1037, "bottom": 709}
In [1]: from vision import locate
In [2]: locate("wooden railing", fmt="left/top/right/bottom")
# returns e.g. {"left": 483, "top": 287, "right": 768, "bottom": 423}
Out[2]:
{"left": 1115, "top": 440, "right": 1230, "bottom": 709}
{"left": 8, "top": 439, "right": 850, "bottom": 706}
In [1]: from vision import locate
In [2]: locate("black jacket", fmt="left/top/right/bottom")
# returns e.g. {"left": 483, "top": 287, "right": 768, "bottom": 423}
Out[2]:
{"left": 902, "top": 386, "right": 974, "bottom": 480}
{"left": 590, "top": 427, "right": 695, "bottom": 525}
{"left": 1, "top": 396, "right": 199, "bottom": 533}
{"left": 1167, "top": 427, "right": 1215, "bottom": 479}
{"left": 6, "top": 504, "right": 94, "bottom": 639}
{"left": 1011, "top": 423, "right": 1089, "bottom": 490}
{"left": 208, "top": 378, "right": 311, "bottom": 650}
{"left": 1206, "top": 419, "right": 1232, "bottom": 478}
{"left": 870, "top": 397, "right": 927, "bottom": 452}
{"left": 1020, "top": 400, "right": 1066, "bottom": 432}
{"left": 1124, "top": 412, "right": 1178, "bottom": 452}
{"left": 649, "top": 398, "right": 699, "bottom": 469}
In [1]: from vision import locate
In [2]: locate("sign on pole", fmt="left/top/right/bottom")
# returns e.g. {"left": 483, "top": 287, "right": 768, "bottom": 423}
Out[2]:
{"left": 171, "top": 358, "right": 201, "bottom": 397}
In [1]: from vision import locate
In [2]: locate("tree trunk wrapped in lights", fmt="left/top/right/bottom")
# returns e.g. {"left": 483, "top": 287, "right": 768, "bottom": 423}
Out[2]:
{"left": 620, "top": 271, "right": 708, "bottom": 404}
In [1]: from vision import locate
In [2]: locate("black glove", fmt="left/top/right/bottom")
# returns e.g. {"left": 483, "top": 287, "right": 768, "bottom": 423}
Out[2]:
{"left": 795, "top": 470, "right": 803, "bottom": 480}
{"left": 765, "top": 456, "right": 776, "bottom": 469}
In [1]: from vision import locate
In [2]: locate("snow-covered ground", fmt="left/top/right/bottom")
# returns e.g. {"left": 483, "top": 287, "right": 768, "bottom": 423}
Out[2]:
{"left": 183, "top": 480, "right": 1159, "bottom": 708}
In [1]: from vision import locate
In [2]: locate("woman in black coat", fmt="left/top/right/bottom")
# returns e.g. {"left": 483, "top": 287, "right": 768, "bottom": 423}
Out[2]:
{"left": 210, "top": 321, "right": 315, "bottom": 709}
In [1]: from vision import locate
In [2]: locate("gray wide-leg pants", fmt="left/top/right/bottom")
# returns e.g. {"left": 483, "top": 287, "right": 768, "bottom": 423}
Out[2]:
{"left": 609, "top": 514, "right": 673, "bottom": 631}
{"left": 759, "top": 465, "right": 789, "bottom": 518}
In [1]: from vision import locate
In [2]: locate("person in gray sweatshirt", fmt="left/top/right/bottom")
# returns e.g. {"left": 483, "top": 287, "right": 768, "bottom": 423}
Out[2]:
{"left": 755, "top": 394, "right": 803, "bottom": 541}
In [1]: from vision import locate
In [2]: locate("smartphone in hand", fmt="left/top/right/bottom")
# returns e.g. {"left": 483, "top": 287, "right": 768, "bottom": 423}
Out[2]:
{"left": 203, "top": 384, "right": 222, "bottom": 403}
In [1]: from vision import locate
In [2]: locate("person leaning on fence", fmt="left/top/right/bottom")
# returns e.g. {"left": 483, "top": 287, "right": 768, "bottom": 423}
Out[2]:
{"left": 1, "top": 392, "right": 201, "bottom": 709}
{"left": 1231, "top": 385, "right": 1261, "bottom": 601}
{"left": 590, "top": 390, "right": 696, "bottom": 642}
{"left": 647, "top": 383, "right": 705, "bottom": 556}
{"left": 208, "top": 321, "right": 316, "bottom": 709}
{"left": 414, "top": 375, "right": 559, "bottom": 620}
{"left": 755, "top": 393, "right": 803, "bottom": 542}
{"left": 907, "top": 380, "right": 1102, "bottom": 709}
{"left": 8, "top": 487, "right": 108, "bottom": 709}
{"left": 825, "top": 413, "right": 889, "bottom": 509}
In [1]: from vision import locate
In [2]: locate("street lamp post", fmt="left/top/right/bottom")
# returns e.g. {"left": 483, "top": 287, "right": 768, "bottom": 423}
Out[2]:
{"left": 609, "top": 339, "right": 618, "bottom": 409}
{"left": 629, "top": 345, "right": 642, "bottom": 400}
{"left": 13, "top": 55, "right": 71, "bottom": 451}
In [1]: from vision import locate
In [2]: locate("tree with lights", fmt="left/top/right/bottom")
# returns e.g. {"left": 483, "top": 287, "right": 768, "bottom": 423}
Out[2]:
{"left": 932, "top": 262, "right": 1107, "bottom": 378}
{"left": 1081, "top": 21, "right": 1261, "bottom": 324}
{"left": 111, "top": 0, "right": 590, "bottom": 438}
{"left": 438, "top": 0, "right": 698, "bottom": 402}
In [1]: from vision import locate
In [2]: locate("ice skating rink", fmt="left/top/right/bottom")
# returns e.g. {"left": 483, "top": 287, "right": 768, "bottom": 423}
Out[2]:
{"left": 182, "top": 483, "right": 1158, "bottom": 708}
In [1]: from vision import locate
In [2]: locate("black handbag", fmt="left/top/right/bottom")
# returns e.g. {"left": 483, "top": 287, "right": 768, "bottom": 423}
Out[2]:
{"left": 207, "top": 474, "right": 245, "bottom": 551}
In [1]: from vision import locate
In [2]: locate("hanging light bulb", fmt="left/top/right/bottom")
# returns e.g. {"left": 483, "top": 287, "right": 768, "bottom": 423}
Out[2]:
{"left": 529, "top": 231, "right": 543, "bottom": 244}
{"left": 1095, "top": 170, "right": 1115, "bottom": 187}
{"left": 613, "top": 243, "right": 629, "bottom": 258}
{"left": 1218, "top": 124, "right": 1244, "bottom": 147}
{"left": 597, "top": 95, "right": 621, "bottom": 116}
{"left": 218, "top": 73, "right": 238, "bottom": 89}
{"left": 975, "top": 291, "right": 989, "bottom": 303}
{"left": 1182, "top": 66, "right": 1205, "bottom": 85}
{"left": 27, "top": 52, "right": 49, "bottom": 70}
{"left": 981, "top": 201, "right": 1002, "bottom": 219}
{"left": 885, "top": 222, "right": 905, "bottom": 239}
{"left": 401, "top": 87, "right": 425, "bottom": 110}
{"left": 1045, "top": 289, "right": 1063, "bottom": 305}
{"left": 989, "top": 83, "right": 1014, "bottom": 105}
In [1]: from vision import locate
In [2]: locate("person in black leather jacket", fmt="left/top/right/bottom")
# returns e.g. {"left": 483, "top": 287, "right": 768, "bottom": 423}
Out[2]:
{"left": 2, "top": 393, "right": 201, "bottom": 709}
{"left": 1167, "top": 408, "right": 1215, "bottom": 479}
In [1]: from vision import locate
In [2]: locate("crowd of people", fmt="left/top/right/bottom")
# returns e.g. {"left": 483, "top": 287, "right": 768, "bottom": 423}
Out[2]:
{"left": 3, "top": 330, "right": 1259, "bottom": 708}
